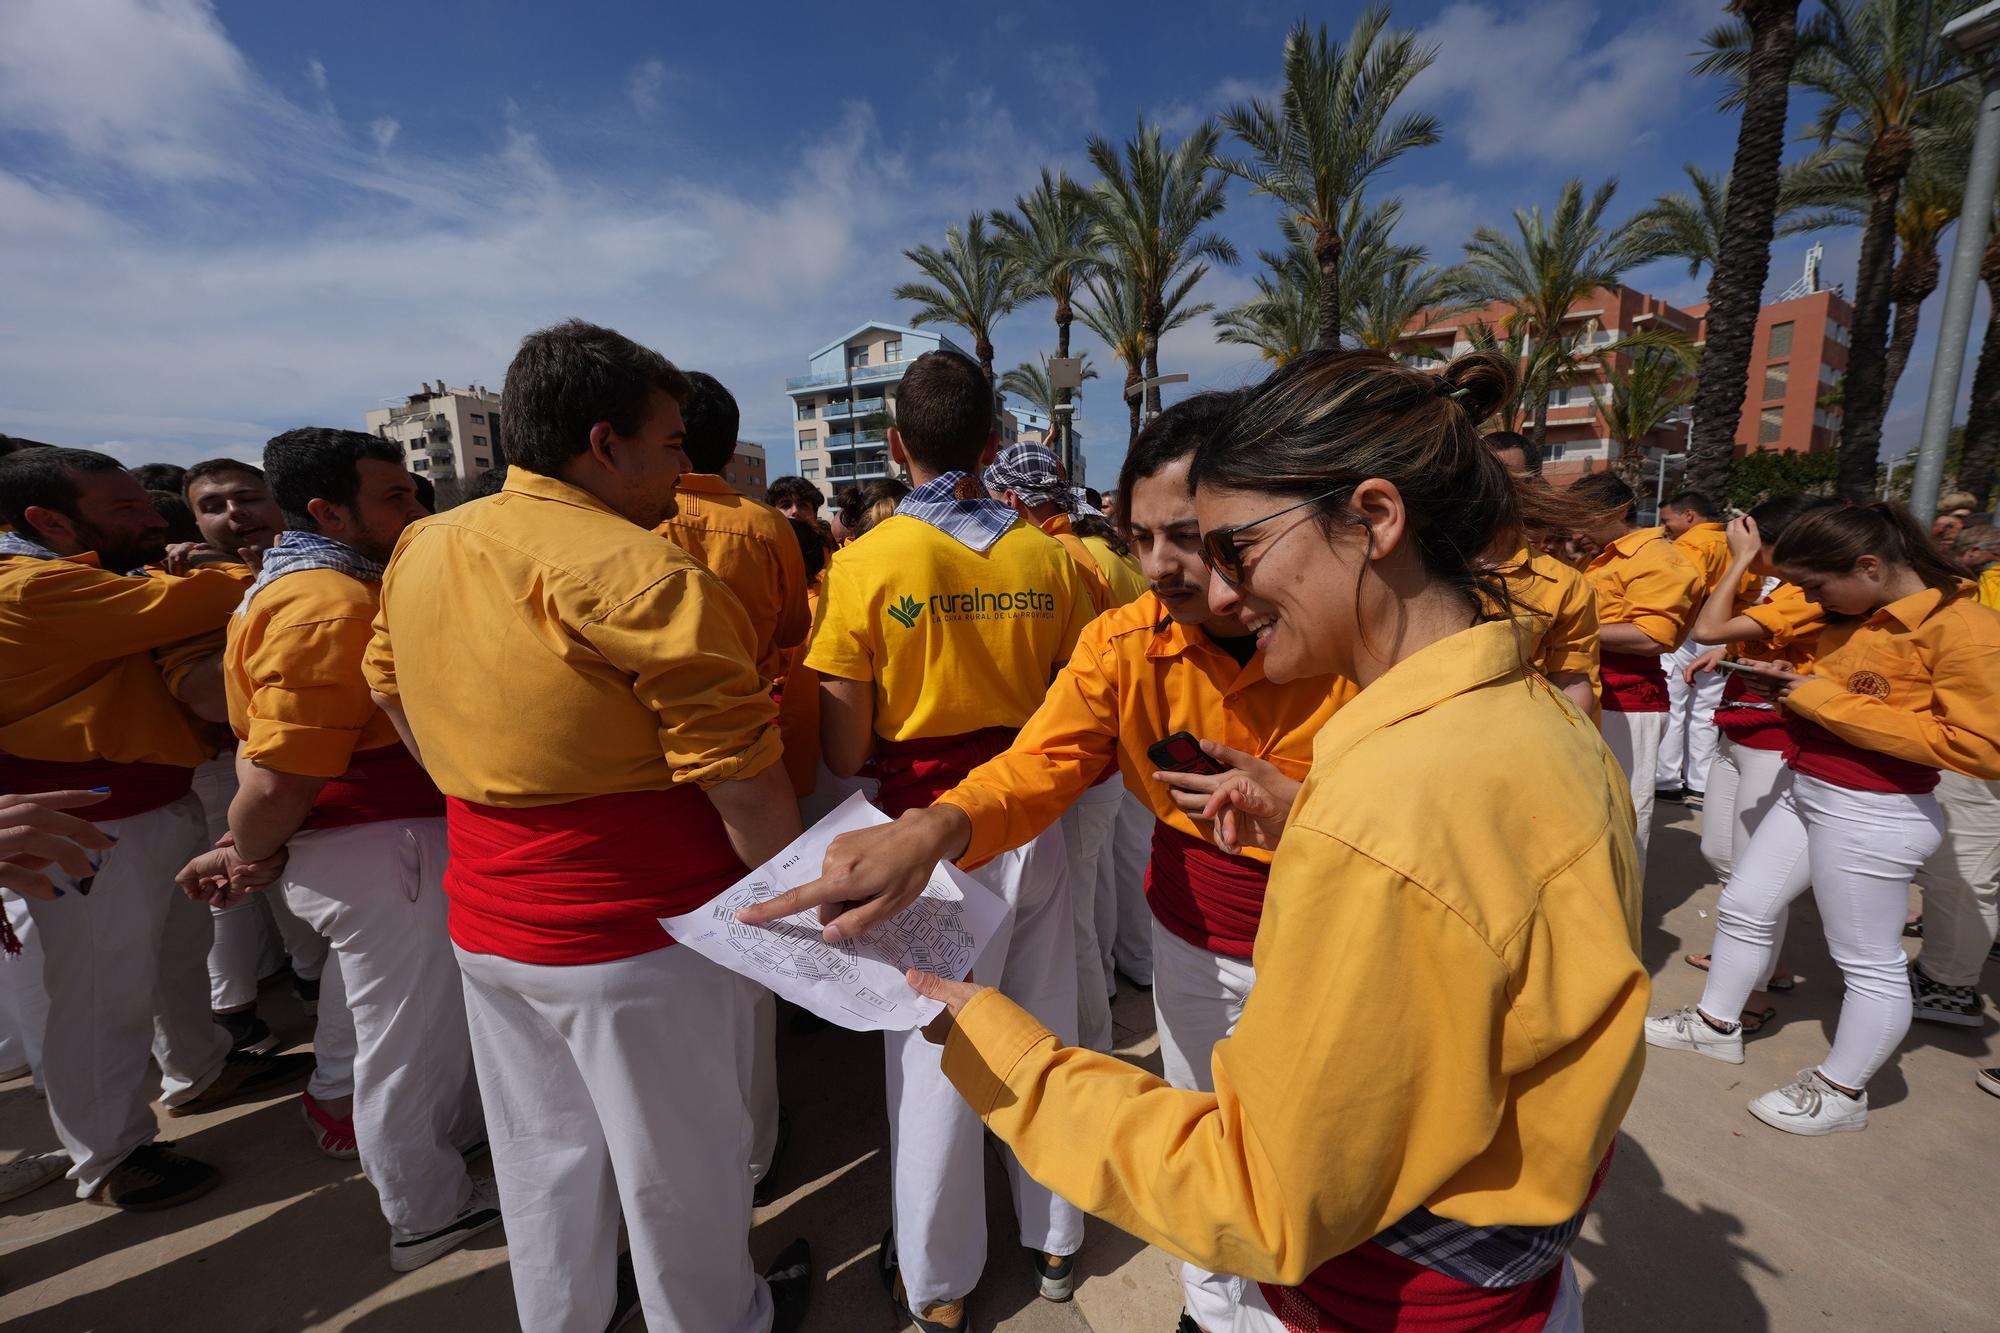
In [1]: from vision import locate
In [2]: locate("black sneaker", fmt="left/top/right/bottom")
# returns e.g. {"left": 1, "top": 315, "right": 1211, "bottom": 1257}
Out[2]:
{"left": 1177, "top": 1313, "right": 1202, "bottom": 1333}
{"left": 752, "top": 1108, "right": 791, "bottom": 1208}
{"left": 213, "top": 1009, "right": 281, "bottom": 1056}
{"left": 293, "top": 975, "right": 320, "bottom": 1018}
{"left": 1032, "top": 1247, "right": 1075, "bottom": 1301}
{"left": 1977, "top": 1068, "right": 2000, "bottom": 1099}
{"left": 1911, "top": 961, "right": 1984, "bottom": 1027}
{"left": 766, "top": 1237, "right": 812, "bottom": 1333}
{"left": 99, "top": 1142, "right": 220, "bottom": 1212}
{"left": 604, "top": 1250, "right": 641, "bottom": 1332}
{"left": 391, "top": 1176, "right": 503, "bottom": 1272}
{"left": 167, "top": 1049, "right": 314, "bottom": 1117}
{"left": 1655, "top": 785, "right": 1687, "bottom": 804}
{"left": 1683, "top": 789, "right": 1705, "bottom": 812}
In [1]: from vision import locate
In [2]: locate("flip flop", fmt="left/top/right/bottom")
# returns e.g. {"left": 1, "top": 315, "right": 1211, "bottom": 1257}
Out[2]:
{"left": 1740, "top": 1006, "right": 1777, "bottom": 1035}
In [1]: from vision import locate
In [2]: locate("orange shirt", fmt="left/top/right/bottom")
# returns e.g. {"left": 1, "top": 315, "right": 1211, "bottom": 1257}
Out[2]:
{"left": 1785, "top": 583, "right": 2000, "bottom": 780}
{"left": 1739, "top": 580, "right": 1826, "bottom": 670}
{"left": 656, "top": 473, "right": 810, "bottom": 684}
{"left": 1585, "top": 526, "right": 1702, "bottom": 649}
{"left": 364, "top": 467, "right": 778, "bottom": 806}
{"left": 227, "top": 569, "right": 403, "bottom": 778}
{"left": 1039, "top": 513, "right": 1116, "bottom": 616}
{"left": 1673, "top": 522, "right": 1733, "bottom": 596}
{"left": 1497, "top": 547, "right": 1599, "bottom": 693}
{"left": 938, "top": 594, "right": 1354, "bottom": 867}
{"left": 0, "top": 553, "right": 248, "bottom": 767}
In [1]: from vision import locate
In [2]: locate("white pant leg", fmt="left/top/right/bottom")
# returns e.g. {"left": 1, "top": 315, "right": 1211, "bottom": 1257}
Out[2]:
{"left": 456, "top": 943, "right": 769, "bottom": 1333}
{"left": 1914, "top": 771, "right": 2000, "bottom": 987}
{"left": 1698, "top": 741, "right": 1741, "bottom": 882}
{"left": 888, "top": 825, "right": 1082, "bottom": 1307}
{"left": 306, "top": 945, "right": 357, "bottom": 1101}
{"left": 26, "top": 797, "right": 225, "bottom": 1194}
{"left": 207, "top": 897, "right": 269, "bottom": 1010}
{"left": 1792, "top": 777, "right": 1942, "bottom": 1089}
{"left": 1701, "top": 782, "right": 1815, "bottom": 1024}
{"left": 746, "top": 984, "right": 779, "bottom": 1184}
{"left": 1655, "top": 641, "right": 1699, "bottom": 789}
{"left": 1099, "top": 792, "right": 1155, "bottom": 988}
{"left": 1685, "top": 661, "right": 1726, "bottom": 794}
{"left": 0, "top": 893, "right": 49, "bottom": 1083}
{"left": 152, "top": 861, "right": 230, "bottom": 1106}
{"left": 1601, "top": 710, "right": 1666, "bottom": 870}
{"left": 281, "top": 819, "right": 475, "bottom": 1233}
{"left": 1061, "top": 781, "right": 1123, "bottom": 1052}
{"left": 266, "top": 883, "right": 329, "bottom": 982}
{"left": 1151, "top": 921, "right": 1256, "bottom": 1330}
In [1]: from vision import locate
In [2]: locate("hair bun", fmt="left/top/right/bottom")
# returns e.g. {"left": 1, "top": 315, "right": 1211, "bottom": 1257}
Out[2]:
{"left": 1435, "top": 351, "right": 1516, "bottom": 425}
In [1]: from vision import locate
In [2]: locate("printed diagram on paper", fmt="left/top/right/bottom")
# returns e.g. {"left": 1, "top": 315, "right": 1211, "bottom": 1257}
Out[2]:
{"left": 661, "top": 792, "right": 1008, "bottom": 1031}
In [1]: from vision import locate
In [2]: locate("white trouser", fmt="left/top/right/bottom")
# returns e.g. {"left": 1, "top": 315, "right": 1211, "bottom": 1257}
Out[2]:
{"left": 1914, "top": 771, "right": 2000, "bottom": 987}
{"left": 456, "top": 942, "right": 771, "bottom": 1333}
{"left": 1061, "top": 780, "right": 1124, "bottom": 1051}
{"left": 194, "top": 754, "right": 328, "bottom": 1010}
{"left": 1701, "top": 773, "right": 1943, "bottom": 1089}
{"left": 281, "top": 819, "right": 478, "bottom": 1232}
{"left": 889, "top": 823, "right": 1084, "bottom": 1308}
{"left": 1229, "top": 1256, "right": 1583, "bottom": 1333}
{"left": 1096, "top": 791, "right": 1155, "bottom": 989}
{"left": 1601, "top": 709, "right": 1667, "bottom": 871}
{"left": 1657, "top": 640, "right": 1725, "bottom": 792}
{"left": 746, "top": 984, "right": 779, "bottom": 1185}
{"left": 305, "top": 949, "right": 356, "bottom": 1103}
{"left": 1152, "top": 920, "right": 1257, "bottom": 1331}
{"left": 25, "top": 796, "right": 231, "bottom": 1194}
{"left": 1698, "top": 739, "right": 1793, "bottom": 985}
{"left": 0, "top": 893, "right": 49, "bottom": 1084}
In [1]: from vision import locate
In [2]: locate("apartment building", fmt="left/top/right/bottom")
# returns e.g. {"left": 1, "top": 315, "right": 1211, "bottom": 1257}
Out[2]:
{"left": 725, "top": 441, "right": 768, "bottom": 500}
{"left": 364, "top": 382, "right": 504, "bottom": 485}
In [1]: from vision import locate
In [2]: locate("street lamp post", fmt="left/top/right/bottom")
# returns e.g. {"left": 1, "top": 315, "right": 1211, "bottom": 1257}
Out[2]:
{"left": 1910, "top": 1, "right": 2000, "bottom": 523}
{"left": 1126, "top": 372, "right": 1191, "bottom": 430}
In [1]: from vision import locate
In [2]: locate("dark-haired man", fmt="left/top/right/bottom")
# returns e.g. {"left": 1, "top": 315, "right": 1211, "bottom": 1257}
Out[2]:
{"left": 131, "top": 462, "right": 188, "bottom": 494}
{"left": 0, "top": 448, "right": 308, "bottom": 1212}
{"left": 1656, "top": 491, "right": 1732, "bottom": 806}
{"left": 1570, "top": 472, "right": 1701, "bottom": 871}
{"left": 741, "top": 349, "right": 1095, "bottom": 1331}
{"left": 178, "top": 428, "right": 494, "bottom": 1269}
{"left": 185, "top": 457, "right": 285, "bottom": 563}
{"left": 1483, "top": 429, "right": 1544, "bottom": 477}
{"left": 363, "top": 320, "right": 810, "bottom": 1331}
{"left": 768, "top": 474, "right": 826, "bottom": 523}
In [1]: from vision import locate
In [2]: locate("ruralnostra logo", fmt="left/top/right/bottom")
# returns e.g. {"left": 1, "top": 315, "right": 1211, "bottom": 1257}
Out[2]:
{"left": 886, "top": 594, "right": 925, "bottom": 629}
{"left": 1847, "top": 669, "right": 1891, "bottom": 699}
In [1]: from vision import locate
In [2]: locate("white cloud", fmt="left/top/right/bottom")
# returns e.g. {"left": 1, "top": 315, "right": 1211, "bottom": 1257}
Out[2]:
{"left": 626, "top": 58, "right": 667, "bottom": 118}
{"left": 306, "top": 56, "right": 329, "bottom": 96}
{"left": 370, "top": 117, "right": 400, "bottom": 153}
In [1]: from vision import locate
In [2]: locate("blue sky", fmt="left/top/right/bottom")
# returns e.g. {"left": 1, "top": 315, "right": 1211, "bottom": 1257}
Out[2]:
{"left": 0, "top": 0, "right": 1956, "bottom": 487}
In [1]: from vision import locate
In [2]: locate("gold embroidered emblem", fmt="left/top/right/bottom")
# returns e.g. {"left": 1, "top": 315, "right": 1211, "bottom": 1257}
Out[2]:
{"left": 1847, "top": 670, "right": 1891, "bottom": 699}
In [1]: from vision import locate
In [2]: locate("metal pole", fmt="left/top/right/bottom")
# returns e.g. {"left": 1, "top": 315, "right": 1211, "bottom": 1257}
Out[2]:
{"left": 1912, "top": 60, "right": 2000, "bottom": 523}
{"left": 1655, "top": 451, "right": 1669, "bottom": 517}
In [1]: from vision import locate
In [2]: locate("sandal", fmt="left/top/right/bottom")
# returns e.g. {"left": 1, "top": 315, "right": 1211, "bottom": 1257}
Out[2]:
{"left": 1739, "top": 1007, "right": 1777, "bottom": 1035}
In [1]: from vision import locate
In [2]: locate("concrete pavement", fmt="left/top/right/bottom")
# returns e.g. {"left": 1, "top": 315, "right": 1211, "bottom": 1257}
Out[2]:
{"left": 0, "top": 799, "right": 1995, "bottom": 1331}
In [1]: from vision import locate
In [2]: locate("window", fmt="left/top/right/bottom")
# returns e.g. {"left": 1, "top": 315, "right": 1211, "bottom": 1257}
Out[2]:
{"left": 797, "top": 432, "right": 814, "bottom": 448}
{"left": 1762, "top": 364, "right": 1788, "bottom": 402}
{"left": 473, "top": 456, "right": 489, "bottom": 468}
{"left": 1544, "top": 444, "right": 1566, "bottom": 462}
{"left": 800, "top": 460, "right": 819, "bottom": 480}
{"left": 1827, "top": 318, "right": 1849, "bottom": 347}
{"left": 848, "top": 347, "right": 870, "bottom": 369}
{"left": 1767, "top": 322, "right": 1794, "bottom": 359}
{"left": 472, "top": 434, "right": 487, "bottom": 447}
{"left": 796, "top": 401, "right": 814, "bottom": 420}
{"left": 1759, "top": 408, "right": 1784, "bottom": 444}
{"left": 470, "top": 412, "right": 485, "bottom": 423}
{"left": 412, "top": 458, "right": 429, "bottom": 472}
{"left": 883, "top": 338, "right": 901, "bottom": 362}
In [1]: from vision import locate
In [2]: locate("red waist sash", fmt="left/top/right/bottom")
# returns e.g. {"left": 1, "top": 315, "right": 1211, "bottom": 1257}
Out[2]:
{"left": 0, "top": 755, "right": 192, "bottom": 822}
{"left": 1145, "top": 819, "right": 1269, "bottom": 959}
{"left": 303, "top": 741, "right": 445, "bottom": 830}
{"left": 1712, "top": 674, "right": 1787, "bottom": 752}
{"left": 865, "top": 727, "right": 1015, "bottom": 818}
{"left": 1260, "top": 1243, "right": 1562, "bottom": 1333}
{"left": 1785, "top": 717, "right": 1939, "bottom": 795}
{"left": 1598, "top": 651, "right": 1668, "bottom": 713}
{"left": 444, "top": 786, "right": 746, "bottom": 966}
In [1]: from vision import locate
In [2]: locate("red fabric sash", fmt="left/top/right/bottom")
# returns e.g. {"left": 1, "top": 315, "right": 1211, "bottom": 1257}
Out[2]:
{"left": 303, "top": 741, "right": 445, "bottom": 830}
{"left": 0, "top": 755, "right": 192, "bottom": 822}
{"left": 1145, "top": 819, "right": 1269, "bottom": 959}
{"left": 1785, "top": 717, "right": 1939, "bottom": 795}
{"left": 1712, "top": 674, "right": 1788, "bottom": 752}
{"left": 443, "top": 786, "right": 746, "bottom": 966}
{"left": 1598, "top": 651, "right": 1668, "bottom": 713}
{"left": 865, "top": 727, "right": 1016, "bottom": 818}
{"left": 1260, "top": 1243, "right": 1562, "bottom": 1333}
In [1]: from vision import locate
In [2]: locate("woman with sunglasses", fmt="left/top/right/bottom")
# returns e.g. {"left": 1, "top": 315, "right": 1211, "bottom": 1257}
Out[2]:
{"left": 756, "top": 348, "right": 1649, "bottom": 1331}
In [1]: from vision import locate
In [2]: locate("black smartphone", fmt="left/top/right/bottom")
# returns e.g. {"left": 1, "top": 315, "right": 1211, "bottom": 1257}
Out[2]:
{"left": 1147, "top": 730, "right": 1229, "bottom": 776}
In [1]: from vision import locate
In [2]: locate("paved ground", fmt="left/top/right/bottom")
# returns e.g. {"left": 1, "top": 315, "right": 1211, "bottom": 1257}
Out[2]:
{"left": 1, "top": 800, "right": 1996, "bottom": 1331}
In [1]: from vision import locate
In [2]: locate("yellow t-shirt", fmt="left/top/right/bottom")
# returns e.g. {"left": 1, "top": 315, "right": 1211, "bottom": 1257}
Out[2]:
{"left": 804, "top": 514, "right": 1094, "bottom": 740}
{"left": 1081, "top": 535, "right": 1148, "bottom": 606}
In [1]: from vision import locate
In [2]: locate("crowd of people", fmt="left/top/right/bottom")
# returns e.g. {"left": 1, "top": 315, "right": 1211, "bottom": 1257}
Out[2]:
{"left": 0, "top": 320, "right": 1996, "bottom": 1333}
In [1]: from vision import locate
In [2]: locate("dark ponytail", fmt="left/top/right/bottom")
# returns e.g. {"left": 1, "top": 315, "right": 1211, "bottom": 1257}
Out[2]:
{"left": 1773, "top": 501, "right": 1971, "bottom": 592}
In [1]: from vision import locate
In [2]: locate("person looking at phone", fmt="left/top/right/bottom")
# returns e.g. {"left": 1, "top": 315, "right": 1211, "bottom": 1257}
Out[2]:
{"left": 1648, "top": 502, "right": 2000, "bottom": 1135}
{"left": 742, "top": 391, "right": 1355, "bottom": 1332}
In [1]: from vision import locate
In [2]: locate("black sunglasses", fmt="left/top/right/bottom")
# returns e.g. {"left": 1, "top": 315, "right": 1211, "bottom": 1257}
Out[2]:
{"left": 1199, "top": 484, "right": 1355, "bottom": 586}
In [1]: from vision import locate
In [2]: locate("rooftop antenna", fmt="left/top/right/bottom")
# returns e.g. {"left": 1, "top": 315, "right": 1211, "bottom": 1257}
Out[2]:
{"left": 1779, "top": 242, "right": 1824, "bottom": 301}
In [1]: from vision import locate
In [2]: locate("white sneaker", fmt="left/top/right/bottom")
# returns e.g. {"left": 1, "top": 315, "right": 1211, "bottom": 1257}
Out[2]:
{"left": 389, "top": 1175, "right": 503, "bottom": 1272}
{"left": 1642, "top": 1006, "right": 1743, "bottom": 1064}
{"left": 1748, "top": 1069, "right": 1868, "bottom": 1136}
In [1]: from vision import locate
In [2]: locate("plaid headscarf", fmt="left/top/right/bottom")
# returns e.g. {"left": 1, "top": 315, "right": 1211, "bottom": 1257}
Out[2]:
{"left": 981, "top": 442, "right": 1072, "bottom": 514}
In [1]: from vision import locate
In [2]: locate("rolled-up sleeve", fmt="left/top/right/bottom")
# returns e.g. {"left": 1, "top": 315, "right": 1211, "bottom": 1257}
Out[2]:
{"left": 240, "top": 617, "right": 379, "bottom": 778}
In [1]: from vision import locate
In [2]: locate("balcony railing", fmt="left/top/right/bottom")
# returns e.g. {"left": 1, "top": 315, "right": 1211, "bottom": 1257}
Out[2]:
{"left": 823, "top": 399, "right": 886, "bottom": 419}
{"left": 785, "top": 359, "right": 910, "bottom": 391}
{"left": 825, "top": 430, "right": 887, "bottom": 448}
{"left": 826, "top": 463, "right": 891, "bottom": 482}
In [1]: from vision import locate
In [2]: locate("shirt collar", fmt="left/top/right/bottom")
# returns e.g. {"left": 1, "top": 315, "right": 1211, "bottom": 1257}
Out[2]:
{"left": 1873, "top": 581, "right": 1971, "bottom": 631}
{"left": 500, "top": 465, "right": 628, "bottom": 520}
{"left": 1591, "top": 526, "right": 1663, "bottom": 568}
{"left": 1310, "top": 619, "right": 1536, "bottom": 769}
{"left": 1499, "top": 546, "right": 1556, "bottom": 584}
{"left": 1143, "top": 601, "right": 1273, "bottom": 687}
{"left": 1038, "top": 513, "right": 1075, "bottom": 538}
{"left": 676, "top": 472, "right": 733, "bottom": 496}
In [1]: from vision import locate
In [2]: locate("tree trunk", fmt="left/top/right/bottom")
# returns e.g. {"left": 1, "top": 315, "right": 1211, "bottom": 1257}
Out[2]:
{"left": 1314, "top": 224, "right": 1345, "bottom": 350}
{"left": 1685, "top": 0, "right": 1801, "bottom": 501}
{"left": 1054, "top": 305, "right": 1074, "bottom": 475}
{"left": 1531, "top": 398, "right": 1550, "bottom": 455}
{"left": 1882, "top": 245, "right": 1940, "bottom": 415}
{"left": 1836, "top": 127, "right": 1916, "bottom": 501}
{"left": 1124, "top": 365, "right": 1143, "bottom": 446}
{"left": 1142, "top": 293, "right": 1164, "bottom": 415}
{"left": 1959, "top": 229, "right": 2000, "bottom": 508}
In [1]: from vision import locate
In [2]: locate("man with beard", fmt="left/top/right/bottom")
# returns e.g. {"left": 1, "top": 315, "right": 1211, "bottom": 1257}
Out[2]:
{"left": 179, "top": 429, "right": 494, "bottom": 1269}
{"left": 0, "top": 449, "right": 309, "bottom": 1212}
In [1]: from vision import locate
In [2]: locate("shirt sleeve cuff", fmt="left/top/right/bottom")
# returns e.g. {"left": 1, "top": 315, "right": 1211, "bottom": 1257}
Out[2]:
{"left": 676, "top": 725, "right": 783, "bottom": 789}
{"left": 1783, "top": 675, "right": 1842, "bottom": 721}
{"left": 1629, "top": 615, "right": 1680, "bottom": 648}
{"left": 933, "top": 788, "right": 1006, "bottom": 870}
{"left": 240, "top": 721, "right": 361, "bottom": 779}
{"left": 941, "top": 988, "right": 1057, "bottom": 1117}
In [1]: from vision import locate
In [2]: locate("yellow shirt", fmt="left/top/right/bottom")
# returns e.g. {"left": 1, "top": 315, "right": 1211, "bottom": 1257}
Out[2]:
{"left": 1672, "top": 521, "right": 1733, "bottom": 595}
{"left": 364, "top": 467, "right": 778, "bottom": 806}
{"left": 1977, "top": 564, "right": 2000, "bottom": 613}
{"left": 227, "top": 569, "right": 402, "bottom": 778}
{"left": 1785, "top": 583, "right": 2000, "bottom": 780}
{"left": 1497, "top": 547, "right": 1599, "bottom": 692}
{"left": 655, "top": 473, "right": 811, "bottom": 684}
{"left": 1081, "top": 535, "right": 1147, "bottom": 606}
{"left": 1739, "top": 580, "right": 1825, "bottom": 670}
{"left": 804, "top": 514, "right": 1094, "bottom": 740}
{"left": 938, "top": 594, "right": 1354, "bottom": 866}
{"left": 1586, "top": 526, "right": 1702, "bottom": 650}
{"left": 939, "top": 620, "right": 1646, "bottom": 1283}
{"left": 0, "top": 553, "right": 248, "bottom": 766}
{"left": 1040, "top": 513, "right": 1116, "bottom": 616}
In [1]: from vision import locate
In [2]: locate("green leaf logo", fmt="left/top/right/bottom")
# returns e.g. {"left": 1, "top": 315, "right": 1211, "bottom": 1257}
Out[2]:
{"left": 886, "top": 594, "right": 925, "bottom": 629}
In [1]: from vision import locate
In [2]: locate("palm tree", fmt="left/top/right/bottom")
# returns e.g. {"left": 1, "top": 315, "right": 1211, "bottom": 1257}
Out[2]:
{"left": 1449, "top": 177, "right": 1668, "bottom": 452}
{"left": 1083, "top": 119, "right": 1238, "bottom": 414}
{"left": 1076, "top": 267, "right": 1211, "bottom": 444}
{"left": 1636, "top": 159, "right": 1827, "bottom": 281}
{"left": 1462, "top": 317, "right": 1549, "bottom": 432}
{"left": 999, "top": 354, "right": 1099, "bottom": 424}
{"left": 894, "top": 213, "right": 1027, "bottom": 384}
{"left": 1348, "top": 255, "right": 1459, "bottom": 358}
{"left": 1958, "top": 224, "right": 2000, "bottom": 508}
{"left": 991, "top": 170, "right": 1101, "bottom": 466}
{"left": 1591, "top": 335, "right": 1702, "bottom": 485}
{"left": 1219, "top": 7, "right": 1440, "bottom": 348}
{"left": 1213, "top": 248, "right": 1318, "bottom": 367}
